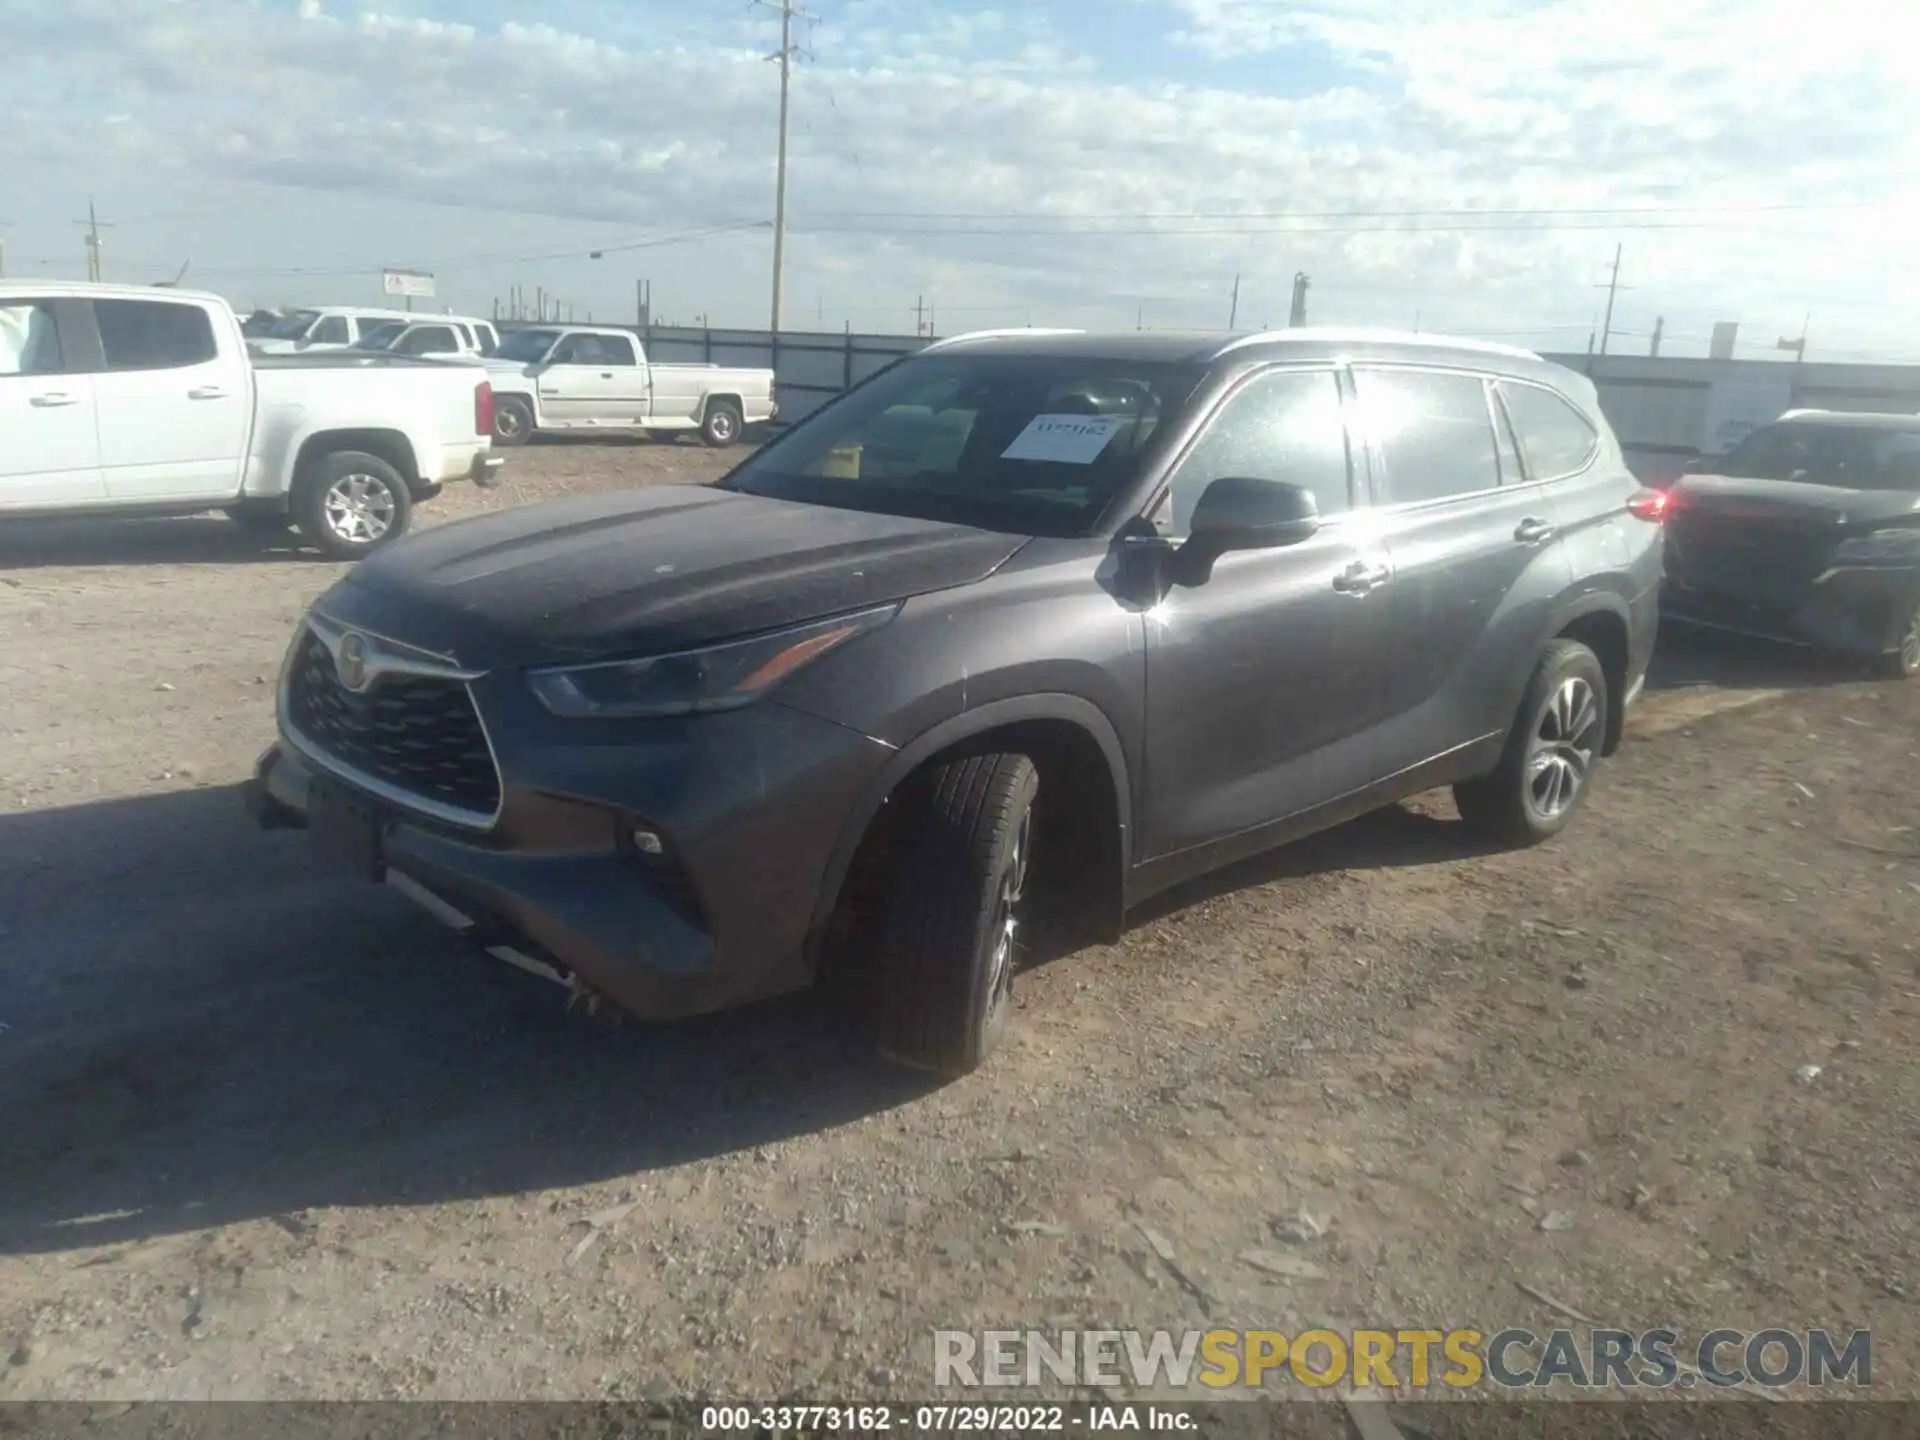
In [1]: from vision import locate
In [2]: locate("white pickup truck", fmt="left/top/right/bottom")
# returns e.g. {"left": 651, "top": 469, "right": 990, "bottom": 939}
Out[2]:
{"left": 1, "top": 282, "right": 503, "bottom": 559}
{"left": 482, "top": 325, "right": 776, "bottom": 447}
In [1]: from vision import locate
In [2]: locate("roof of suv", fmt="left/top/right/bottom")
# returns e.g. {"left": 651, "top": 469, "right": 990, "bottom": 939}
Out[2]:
{"left": 923, "top": 325, "right": 1558, "bottom": 374}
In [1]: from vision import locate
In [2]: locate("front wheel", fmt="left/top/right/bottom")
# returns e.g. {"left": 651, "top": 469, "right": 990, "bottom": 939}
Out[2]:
{"left": 293, "top": 451, "right": 413, "bottom": 562}
{"left": 492, "top": 396, "right": 534, "bottom": 447}
{"left": 1874, "top": 600, "right": 1920, "bottom": 679}
{"left": 874, "top": 752, "right": 1038, "bottom": 1076}
{"left": 700, "top": 400, "right": 743, "bottom": 448}
{"left": 1454, "top": 639, "right": 1609, "bottom": 845}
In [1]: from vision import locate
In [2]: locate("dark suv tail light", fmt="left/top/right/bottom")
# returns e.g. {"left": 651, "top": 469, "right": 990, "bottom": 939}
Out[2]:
{"left": 1627, "top": 487, "right": 1677, "bottom": 523}
{"left": 474, "top": 380, "right": 495, "bottom": 437}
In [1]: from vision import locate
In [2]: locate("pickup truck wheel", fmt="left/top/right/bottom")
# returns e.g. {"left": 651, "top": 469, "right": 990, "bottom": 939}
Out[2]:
{"left": 294, "top": 451, "right": 413, "bottom": 561}
{"left": 874, "top": 752, "right": 1038, "bottom": 1077}
{"left": 1454, "top": 639, "right": 1609, "bottom": 845}
{"left": 700, "top": 400, "right": 743, "bottom": 448}
{"left": 492, "top": 396, "right": 534, "bottom": 447}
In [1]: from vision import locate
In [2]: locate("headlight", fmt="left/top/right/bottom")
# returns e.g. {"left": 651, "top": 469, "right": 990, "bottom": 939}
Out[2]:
{"left": 1834, "top": 530, "right": 1920, "bottom": 564}
{"left": 526, "top": 604, "right": 898, "bottom": 719}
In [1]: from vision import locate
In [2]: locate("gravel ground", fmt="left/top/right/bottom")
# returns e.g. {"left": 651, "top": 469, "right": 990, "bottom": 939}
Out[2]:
{"left": 1, "top": 437, "right": 1916, "bottom": 1413}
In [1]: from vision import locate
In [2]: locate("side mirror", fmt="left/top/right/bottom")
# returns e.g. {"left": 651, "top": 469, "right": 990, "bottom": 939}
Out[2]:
{"left": 1187, "top": 476, "right": 1322, "bottom": 553}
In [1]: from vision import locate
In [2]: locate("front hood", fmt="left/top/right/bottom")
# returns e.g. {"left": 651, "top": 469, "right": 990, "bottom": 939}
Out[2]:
{"left": 327, "top": 485, "right": 1029, "bottom": 666}
{"left": 1677, "top": 473, "right": 1920, "bottom": 529}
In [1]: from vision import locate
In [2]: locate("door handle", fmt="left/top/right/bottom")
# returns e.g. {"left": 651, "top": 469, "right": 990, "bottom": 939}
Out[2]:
{"left": 188, "top": 385, "right": 229, "bottom": 400}
{"left": 1332, "top": 560, "right": 1391, "bottom": 595}
{"left": 1514, "top": 518, "right": 1558, "bottom": 545}
{"left": 29, "top": 392, "right": 78, "bottom": 407}
{"left": 600, "top": 372, "right": 613, "bottom": 379}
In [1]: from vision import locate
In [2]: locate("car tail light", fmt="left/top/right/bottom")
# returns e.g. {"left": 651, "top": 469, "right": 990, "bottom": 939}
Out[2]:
{"left": 474, "top": 380, "right": 495, "bottom": 437}
{"left": 1627, "top": 486, "right": 1677, "bottom": 523}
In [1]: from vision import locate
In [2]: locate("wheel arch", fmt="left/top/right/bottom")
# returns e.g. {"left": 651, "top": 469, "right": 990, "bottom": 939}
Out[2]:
{"left": 291, "top": 428, "right": 419, "bottom": 491}
{"left": 806, "top": 694, "right": 1133, "bottom": 969}
{"left": 1551, "top": 597, "right": 1633, "bottom": 757}
{"left": 699, "top": 391, "right": 744, "bottom": 423}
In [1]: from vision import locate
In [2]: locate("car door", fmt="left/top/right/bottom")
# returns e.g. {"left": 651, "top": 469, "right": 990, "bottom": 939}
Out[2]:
{"left": 539, "top": 334, "right": 638, "bottom": 423}
{"left": 92, "top": 297, "right": 249, "bottom": 503}
{"left": 1141, "top": 365, "right": 1394, "bottom": 859}
{"left": 0, "top": 295, "right": 106, "bottom": 507}
{"left": 1352, "top": 365, "right": 1575, "bottom": 782}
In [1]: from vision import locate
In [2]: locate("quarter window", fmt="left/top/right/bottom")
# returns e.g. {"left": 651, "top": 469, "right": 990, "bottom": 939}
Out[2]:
{"left": 1501, "top": 382, "right": 1599, "bottom": 479}
{"left": 1164, "top": 369, "right": 1352, "bottom": 533}
{"left": 313, "top": 316, "right": 350, "bottom": 345}
{"left": 94, "top": 299, "right": 218, "bottom": 371}
{"left": 1354, "top": 368, "right": 1501, "bottom": 504}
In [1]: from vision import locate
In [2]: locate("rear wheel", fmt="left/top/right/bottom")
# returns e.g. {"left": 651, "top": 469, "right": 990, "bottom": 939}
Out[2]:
{"left": 1455, "top": 640, "right": 1609, "bottom": 845}
{"left": 700, "top": 399, "right": 743, "bottom": 448}
{"left": 1874, "top": 600, "right": 1920, "bottom": 679}
{"left": 874, "top": 753, "right": 1038, "bottom": 1076}
{"left": 293, "top": 450, "right": 413, "bottom": 561}
{"left": 492, "top": 396, "right": 534, "bottom": 447}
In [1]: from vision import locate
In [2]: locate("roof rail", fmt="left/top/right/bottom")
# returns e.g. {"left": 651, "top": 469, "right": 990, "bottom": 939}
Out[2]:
{"left": 1206, "top": 326, "right": 1544, "bottom": 363}
{"left": 921, "top": 327, "right": 1087, "bottom": 352}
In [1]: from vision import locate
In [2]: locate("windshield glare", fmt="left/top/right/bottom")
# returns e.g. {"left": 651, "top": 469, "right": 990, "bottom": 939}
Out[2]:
{"left": 496, "top": 329, "right": 561, "bottom": 363}
{"left": 1718, "top": 423, "right": 1920, "bottom": 492}
{"left": 266, "top": 309, "right": 320, "bottom": 340}
{"left": 722, "top": 353, "right": 1202, "bottom": 535}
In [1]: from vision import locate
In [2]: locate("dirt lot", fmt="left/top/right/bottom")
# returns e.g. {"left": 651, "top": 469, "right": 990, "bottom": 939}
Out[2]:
{"left": 1, "top": 438, "right": 1916, "bottom": 1416}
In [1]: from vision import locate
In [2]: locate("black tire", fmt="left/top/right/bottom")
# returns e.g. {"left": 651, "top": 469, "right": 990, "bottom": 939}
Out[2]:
{"left": 292, "top": 450, "right": 413, "bottom": 562}
{"left": 700, "top": 399, "right": 743, "bottom": 448}
{"left": 222, "top": 505, "right": 292, "bottom": 534}
{"left": 1454, "top": 640, "right": 1609, "bottom": 846}
{"left": 493, "top": 396, "right": 534, "bottom": 447}
{"left": 874, "top": 753, "right": 1039, "bottom": 1076}
{"left": 1873, "top": 600, "right": 1920, "bottom": 680}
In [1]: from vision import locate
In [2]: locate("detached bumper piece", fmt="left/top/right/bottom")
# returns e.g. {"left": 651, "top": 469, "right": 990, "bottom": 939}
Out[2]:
{"left": 245, "top": 742, "right": 740, "bottom": 1020}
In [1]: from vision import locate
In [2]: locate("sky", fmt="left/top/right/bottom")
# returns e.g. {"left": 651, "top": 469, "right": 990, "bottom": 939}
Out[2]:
{"left": 1, "top": 0, "right": 1916, "bottom": 360}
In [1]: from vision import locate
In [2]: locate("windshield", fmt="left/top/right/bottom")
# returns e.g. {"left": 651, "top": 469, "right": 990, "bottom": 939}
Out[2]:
{"left": 721, "top": 353, "right": 1203, "bottom": 535}
{"left": 1715, "top": 422, "right": 1920, "bottom": 492}
{"left": 355, "top": 322, "right": 405, "bottom": 350}
{"left": 265, "top": 309, "right": 320, "bottom": 340}
{"left": 495, "top": 328, "right": 561, "bottom": 363}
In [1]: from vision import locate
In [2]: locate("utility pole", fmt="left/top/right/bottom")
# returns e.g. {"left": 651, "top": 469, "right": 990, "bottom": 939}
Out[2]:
{"left": 913, "top": 294, "right": 926, "bottom": 335}
{"left": 1595, "top": 242, "right": 1632, "bottom": 356}
{"left": 1288, "top": 272, "right": 1310, "bottom": 327}
{"left": 1648, "top": 316, "right": 1664, "bottom": 357}
{"left": 756, "top": 0, "right": 814, "bottom": 334}
{"left": 73, "top": 197, "right": 114, "bottom": 281}
{"left": 0, "top": 220, "right": 10, "bottom": 280}
{"left": 1228, "top": 273, "right": 1240, "bottom": 330}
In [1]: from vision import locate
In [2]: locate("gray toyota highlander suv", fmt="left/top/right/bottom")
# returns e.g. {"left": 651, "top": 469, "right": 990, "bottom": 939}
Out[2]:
{"left": 246, "top": 327, "right": 1666, "bottom": 1074}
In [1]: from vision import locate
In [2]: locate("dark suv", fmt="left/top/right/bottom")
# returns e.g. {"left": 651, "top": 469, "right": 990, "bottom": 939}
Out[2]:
{"left": 245, "top": 328, "right": 1665, "bottom": 1074}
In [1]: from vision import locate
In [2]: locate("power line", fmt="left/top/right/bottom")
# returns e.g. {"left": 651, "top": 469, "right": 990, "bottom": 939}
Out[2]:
{"left": 787, "top": 200, "right": 1884, "bottom": 222}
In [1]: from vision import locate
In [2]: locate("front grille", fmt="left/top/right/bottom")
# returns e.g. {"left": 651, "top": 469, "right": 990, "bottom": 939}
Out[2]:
{"left": 286, "top": 630, "right": 501, "bottom": 818}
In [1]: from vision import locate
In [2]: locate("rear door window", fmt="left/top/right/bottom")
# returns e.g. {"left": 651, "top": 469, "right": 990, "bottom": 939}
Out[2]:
{"left": 1353, "top": 367, "right": 1501, "bottom": 505}
{"left": 1500, "top": 381, "right": 1599, "bottom": 480}
{"left": 397, "top": 325, "right": 457, "bottom": 355}
{"left": 93, "top": 299, "right": 218, "bottom": 371}
{"left": 312, "top": 315, "right": 350, "bottom": 345}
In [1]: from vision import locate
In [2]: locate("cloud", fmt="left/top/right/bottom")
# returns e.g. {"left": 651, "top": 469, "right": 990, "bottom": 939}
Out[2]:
{"left": 0, "top": 0, "right": 1913, "bottom": 352}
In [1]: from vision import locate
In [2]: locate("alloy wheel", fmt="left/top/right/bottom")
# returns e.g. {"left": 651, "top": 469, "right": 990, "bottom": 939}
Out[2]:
{"left": 322, "top": 473, "right": 397, "bottom": 547}
{"left": 984, "top": 805, "right": 1033, "bottom": 1024}
{"left": 1525, "top": 676, "right": 1602, "bottom": 820}
{"left": 1901, "top": 608, "right": 1920, "bottom": 676}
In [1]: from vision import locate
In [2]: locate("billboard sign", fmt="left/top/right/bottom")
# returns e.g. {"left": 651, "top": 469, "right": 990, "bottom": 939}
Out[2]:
{"left": 381, "top": 269, "right": 436, "bottom": 299}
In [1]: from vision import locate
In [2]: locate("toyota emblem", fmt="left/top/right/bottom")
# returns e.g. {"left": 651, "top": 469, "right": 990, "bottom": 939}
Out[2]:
{"left": 336, "top": 632, "right": 372, "bottom": 692}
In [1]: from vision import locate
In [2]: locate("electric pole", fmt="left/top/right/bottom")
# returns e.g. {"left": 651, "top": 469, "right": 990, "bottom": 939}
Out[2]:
{"left": 0, "top": 220, "right": 10, "bottom": 280}
{"left": 74, "top": 197, "right": 114, "bottom": 281}
{"left": 914, "top": 294, "right": 926, "bottom": 335}
{"left": 1288, "top": 272, "right": 1310, "bottom": 327}
{"left": 756, "top": 0, "right": 814, "bottom": 334}
{"left": 1228, "top": 273, "right": 1240, "bottom": 330}
{"left": 1648, "top": 316, "right": 1664, "bottom": 357}
{"left": 1595, "top": 243, "right": 1632, "bottom": 356}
